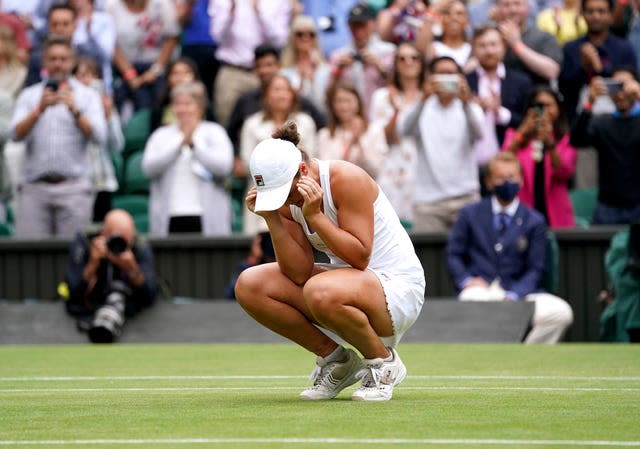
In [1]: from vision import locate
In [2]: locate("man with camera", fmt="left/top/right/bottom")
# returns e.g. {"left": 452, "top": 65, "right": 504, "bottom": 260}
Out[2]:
{"left": 9, "top": 35, "right": 106, "bottom": 238}
{"left": 328, "top": 3, "right": 395, "bottom": 116}
{"left": 400, "top": 56, "right": 485, "bottom": 232}
{"left": 570, "top": 68, "right": 640, "bottom": 225}
{"left": 65, "top": 209, "right": 157, "bottom": 343}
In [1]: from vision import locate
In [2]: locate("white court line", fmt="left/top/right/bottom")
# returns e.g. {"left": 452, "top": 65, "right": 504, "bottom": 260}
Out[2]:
{"left": 1, "top": 375, "right": 639, "bottom": 381}
{"left": 0, "top": 438, "right": 639, "bottom": 446}
{"left": 2, "top": 386, "right": 640, "bottom": 393}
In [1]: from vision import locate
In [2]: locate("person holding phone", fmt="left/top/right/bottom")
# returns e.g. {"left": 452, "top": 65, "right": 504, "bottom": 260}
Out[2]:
{"left": 9, "top": 36, "right": 107, "bottom": 238}
{"left": 400, "top": 56, "right": 484, "bottom": 232}
{"left": 502, "top": 85, "right": 577, "bottom": 228}
{"left": 570, "top": 68, "right": 640, "bottom": 225}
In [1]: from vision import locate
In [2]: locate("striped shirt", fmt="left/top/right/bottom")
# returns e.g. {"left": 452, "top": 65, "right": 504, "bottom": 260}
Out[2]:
{"left": 9, "top": 77, "right": 107, "bottom": 182}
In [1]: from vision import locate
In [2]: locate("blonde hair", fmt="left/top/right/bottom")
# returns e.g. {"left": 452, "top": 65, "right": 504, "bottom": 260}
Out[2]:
{"left": 171, "top": 80, "right": 208, "bottom": 111}
{"left": 0, "top": 25, "right": 22, "bottom": 68}
{"left": 280, "top": 15, "right": 325, "bottom": 69}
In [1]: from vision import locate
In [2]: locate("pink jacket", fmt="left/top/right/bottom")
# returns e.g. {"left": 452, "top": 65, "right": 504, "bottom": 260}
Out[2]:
{"left": 502, "top": 129, "right": 577, "bottom": 228}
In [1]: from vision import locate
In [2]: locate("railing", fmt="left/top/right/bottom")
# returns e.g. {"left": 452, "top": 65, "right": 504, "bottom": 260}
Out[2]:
{"left": 0, "top": 227, "right": 624, "bottom": 341}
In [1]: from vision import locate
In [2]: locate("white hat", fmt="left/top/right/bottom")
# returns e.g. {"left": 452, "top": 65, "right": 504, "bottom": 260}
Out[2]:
{"left": 249, "top": 138, "right": 302, "bottom": 212}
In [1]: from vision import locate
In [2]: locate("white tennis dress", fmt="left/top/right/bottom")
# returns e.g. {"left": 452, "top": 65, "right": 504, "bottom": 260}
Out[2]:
{"left": 289, "top": 159, "right": 426, "bottom": 347}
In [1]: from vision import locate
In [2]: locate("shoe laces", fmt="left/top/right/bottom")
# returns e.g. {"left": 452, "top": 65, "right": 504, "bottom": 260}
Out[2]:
{"left": 356, "top": 359, "right": 384, "bottom": 388}
{"left": 308, "top": 357, "right": 340, "bottom": 389}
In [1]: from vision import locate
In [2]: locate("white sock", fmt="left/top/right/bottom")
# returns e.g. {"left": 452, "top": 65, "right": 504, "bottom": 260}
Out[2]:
{"left": 324, "top": 345, "right": 346, "bottom": 363}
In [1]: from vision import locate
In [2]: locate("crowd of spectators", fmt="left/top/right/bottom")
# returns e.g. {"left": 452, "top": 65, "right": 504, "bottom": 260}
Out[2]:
{"left": 0, "top": 0, "right": 639, "bottom": 240}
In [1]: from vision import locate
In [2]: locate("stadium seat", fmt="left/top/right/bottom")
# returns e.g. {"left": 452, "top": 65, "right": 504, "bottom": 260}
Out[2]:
{"left": 110, "top": 151, "right": 124, "bottom": 191}
{"left": 570, "top": 187, "right": 598, "bottom": 228}
{"left": 122, "top": 151, "right": 150, "bottom": 195}
{"left": 543, "top": 231, "right": 560, "bottom": 294}
{"left": 123, "top": 108, "right": 151, "bottom": 157}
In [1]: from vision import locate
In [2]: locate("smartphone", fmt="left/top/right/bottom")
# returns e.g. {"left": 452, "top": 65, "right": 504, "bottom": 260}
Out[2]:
{"left": 533, "top": 102, "right": 545, "bottom": 116}
{"left": 603, "top": 78, "right": 623, "bottom": 95}
{"left": 45, "top": 79, "right": 59, "bottom": 92}
{"left": 432, "top": 74, "right": 459, "bottom": 93}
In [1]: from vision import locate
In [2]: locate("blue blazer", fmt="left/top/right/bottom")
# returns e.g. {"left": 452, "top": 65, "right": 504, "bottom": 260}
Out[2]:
{"left": 446, "top": 197, "right": 547, "bottom": 298}
{"left": 466, "top": 68, "right": 532, "bottom": 145}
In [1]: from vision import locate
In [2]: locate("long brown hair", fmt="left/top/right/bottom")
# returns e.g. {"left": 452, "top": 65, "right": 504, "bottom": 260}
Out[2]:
{"left": 325, "top": 81, "right": 366, "bottom": 138}
{"left": 261, "top": 74, "right": 300, "bottom": 122}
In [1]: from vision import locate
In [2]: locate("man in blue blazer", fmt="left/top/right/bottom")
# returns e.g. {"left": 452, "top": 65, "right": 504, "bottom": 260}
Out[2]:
{"left": 446, "top": 152, "right": 573, "bottom": 343}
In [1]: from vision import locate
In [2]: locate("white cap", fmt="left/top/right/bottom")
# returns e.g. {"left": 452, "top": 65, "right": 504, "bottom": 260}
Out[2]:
{"left": 249, "top": 138, "right": 302, "bottom": 212}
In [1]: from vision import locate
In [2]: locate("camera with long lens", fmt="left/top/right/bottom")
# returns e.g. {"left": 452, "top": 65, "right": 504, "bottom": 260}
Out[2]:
{"left": 106, "top": 234, "right": 128, "bottom": 255}
{"left": 88, "top": 280, "right": 129, "bottom": 343}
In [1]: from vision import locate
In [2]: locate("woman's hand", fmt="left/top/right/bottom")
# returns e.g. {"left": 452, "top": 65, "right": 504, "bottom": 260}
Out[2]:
{"left": 245, "top": 186, "right": 279, "bottom": 219}
{"left": 297, "top": 175, "right": 323, "bottom": 219}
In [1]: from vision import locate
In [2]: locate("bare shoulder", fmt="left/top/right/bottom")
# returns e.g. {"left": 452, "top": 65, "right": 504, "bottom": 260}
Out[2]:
{"left": 328, "top": 160, "right": 378, "bottom": 207}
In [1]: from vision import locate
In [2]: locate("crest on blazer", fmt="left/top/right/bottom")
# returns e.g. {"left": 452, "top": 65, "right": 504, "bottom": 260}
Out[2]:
{"left": 517, "top": 236, "right": 529, "bottom": 252}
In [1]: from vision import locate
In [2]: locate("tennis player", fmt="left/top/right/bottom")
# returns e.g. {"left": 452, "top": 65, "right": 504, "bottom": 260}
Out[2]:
{"left": 234, "top": 121, "right": 426, "bottom": 401}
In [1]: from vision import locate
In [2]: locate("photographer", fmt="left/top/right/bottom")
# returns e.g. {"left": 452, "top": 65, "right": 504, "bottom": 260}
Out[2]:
{"left": 570, "top": 69, "right": 640, "bottom": 225}
{"left": 503, "top": 85, "right": 577, "bottom": 228}
{"left": 64, "top": 209, "right": 157, "bottom": 343}
{"left": 400, "top": 56, "right": 484, "bottom": 231}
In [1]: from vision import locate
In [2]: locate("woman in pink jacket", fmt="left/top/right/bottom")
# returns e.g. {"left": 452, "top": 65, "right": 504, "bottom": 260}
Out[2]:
{"left": 502, "top": 86, "right": 577, "bottom": 228}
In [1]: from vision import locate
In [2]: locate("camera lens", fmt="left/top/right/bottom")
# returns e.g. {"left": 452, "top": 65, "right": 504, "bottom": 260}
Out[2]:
{"left": 106, "top": 235, "right": 128, "bottom": 255}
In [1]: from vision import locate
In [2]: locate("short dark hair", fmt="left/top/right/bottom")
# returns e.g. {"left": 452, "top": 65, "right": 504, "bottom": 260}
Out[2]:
{"left": 44, "top": 35, "right": 73, "bottom": 52}
{"left": 47, "top": 2, "right": 77, "bottom": 20}
{"left": 612, "top": 65, "right": 639, "bottom": 81}
{"left": 429, "top": 56, "right": 462, "bottom": 74}
{"left": 581, "top": 0, "right": 613, "bottom": 13}
{"left": 254, "top": 44, "right": 280, "bottom": 62}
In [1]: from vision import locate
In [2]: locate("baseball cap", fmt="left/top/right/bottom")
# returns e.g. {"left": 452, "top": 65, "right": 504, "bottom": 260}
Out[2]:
{"left": 348, "top": 3, "right": 375, "bottom": 23}
{"left": 249, "top": 138, "right": 302, "bottom": 212}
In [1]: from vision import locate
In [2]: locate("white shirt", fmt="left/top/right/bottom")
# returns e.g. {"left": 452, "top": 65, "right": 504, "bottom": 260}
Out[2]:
{"left": 413, "top": 96, "right": 483, "bottom": 203}
{"left": 473, "top": 63, "right": 512, "bottom": 166}
{"left": 169, "top": 146, "right": 204, "bottom": 217}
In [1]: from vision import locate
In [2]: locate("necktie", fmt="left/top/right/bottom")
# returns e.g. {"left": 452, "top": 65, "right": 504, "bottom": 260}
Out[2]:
{"left": 498, "top": 212, "right": 510, "bottom": 235}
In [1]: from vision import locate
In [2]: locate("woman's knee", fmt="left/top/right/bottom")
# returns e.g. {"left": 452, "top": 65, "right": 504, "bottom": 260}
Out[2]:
{"left": 303, "top": 280, "right": 342, "bottom": 320}
{"left": 234, "top": 266, "right": 266, "bottom": 308}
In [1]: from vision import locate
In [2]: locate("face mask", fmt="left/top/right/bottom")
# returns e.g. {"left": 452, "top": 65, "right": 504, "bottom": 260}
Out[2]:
{"left": 494, "top": 180, "right": 520, "bottom": 202}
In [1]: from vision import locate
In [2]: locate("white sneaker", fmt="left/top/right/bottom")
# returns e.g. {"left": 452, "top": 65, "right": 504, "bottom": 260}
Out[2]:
{"left": 299, "top": 348, "right": 362, "bottom": 400}
{"left": 351, "top": 347, "right": 407, "bottom": 401}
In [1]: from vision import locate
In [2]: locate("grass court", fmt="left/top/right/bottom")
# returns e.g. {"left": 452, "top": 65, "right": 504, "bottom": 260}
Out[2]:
{"left": 1, "top": 343, "right": 639, "bottom": 448}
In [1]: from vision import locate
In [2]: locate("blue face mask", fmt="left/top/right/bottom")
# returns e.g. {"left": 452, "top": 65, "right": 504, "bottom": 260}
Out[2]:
{"left": 494, "top": 180, "right": 520, "bottom": 202}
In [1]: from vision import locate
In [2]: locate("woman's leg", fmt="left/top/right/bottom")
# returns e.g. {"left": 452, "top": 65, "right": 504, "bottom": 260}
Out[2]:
{"left": 234, "top": 263, "right": 338, "bottom": 357}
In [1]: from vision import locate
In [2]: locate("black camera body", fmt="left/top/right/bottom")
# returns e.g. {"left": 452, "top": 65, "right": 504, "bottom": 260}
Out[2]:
{"left": 107, "top": 234, "right": 128, "bottom": 255}
{"left": 352, "top": 52, "right": 364, "bottom": 63}
{"left": 45, "top": 79, "right": 59, "bottom": 92}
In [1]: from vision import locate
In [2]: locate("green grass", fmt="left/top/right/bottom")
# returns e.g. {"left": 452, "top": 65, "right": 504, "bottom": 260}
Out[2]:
{"left": 1, "top": 343, "right": 639, "bottom": 449}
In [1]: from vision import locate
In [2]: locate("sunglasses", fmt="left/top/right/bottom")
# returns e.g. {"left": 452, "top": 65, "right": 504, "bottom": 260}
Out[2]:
{"left": 295, "top": 31, "right": 316, "bottom": 38}
{"left": 397, "top": 54, "right": 420, "bottom": 63}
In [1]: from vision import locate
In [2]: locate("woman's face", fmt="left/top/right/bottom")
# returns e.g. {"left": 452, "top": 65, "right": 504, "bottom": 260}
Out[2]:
{"left": 293, "top": 27, "right": 317, "bottom": 53}
{"left": 332, "top": 88, "right": 360, "bottom": 123}
{"left": 75, "top": 63, "right": 96, "bottom": 86}
{"left": 265, "top": 77, "right": 295, "bottom": 114}
{"left": 395, "top": 44, "right": 422, "bottom": 79}
{"left": 168, "top": 62, "right": 196, "bottom": 89}
{"left": 534, "top": 91, "right": 559, "bottom": 122}
{"left": 172, "top": 92, "right": 202, "bottom": 123}
{"left": 441, "top": 1, "right": 468, "bottom": 38}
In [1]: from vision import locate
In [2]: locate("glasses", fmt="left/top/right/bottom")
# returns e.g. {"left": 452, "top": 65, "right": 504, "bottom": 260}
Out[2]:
{"left": 295, "top": 31, "right": 316, "bottom": 38}
{"left": 397, "top": 54, "right": 420, "bottom": 63}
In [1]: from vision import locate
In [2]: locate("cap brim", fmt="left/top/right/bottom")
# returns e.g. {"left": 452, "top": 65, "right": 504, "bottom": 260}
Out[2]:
{"left": 254, "top": 176, "right": 295, "bottom": 212}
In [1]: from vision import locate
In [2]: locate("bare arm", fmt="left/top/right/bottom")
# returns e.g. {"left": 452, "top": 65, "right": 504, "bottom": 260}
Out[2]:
{"left": 304, "top": 162, "right": 376, "bottom": 271}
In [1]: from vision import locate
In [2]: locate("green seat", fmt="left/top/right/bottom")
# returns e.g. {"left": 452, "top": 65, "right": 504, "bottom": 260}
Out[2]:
{"left": 543, "top": 231, "right": 560, "bottom": 294}
{"left": 0, "top": 221, "right": 12, "bottom": 236}
{"left": 122, "top": 151, "right": 150, "bottom": 195}
{"left": 110, "top": 151, "right": 124, "bottom": 192}
{"left": 123, "top": 108, "right": 151, "bottom": 157}
{"left": 570, "top": 188, "right": 598, "bottom": 228}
